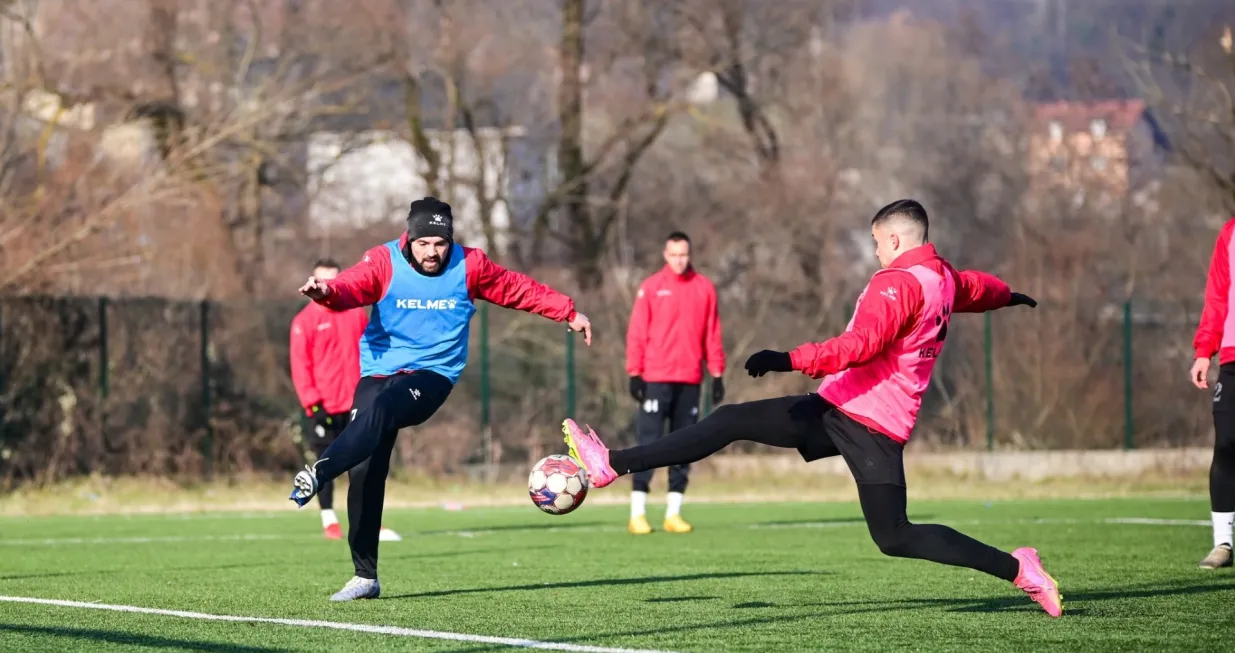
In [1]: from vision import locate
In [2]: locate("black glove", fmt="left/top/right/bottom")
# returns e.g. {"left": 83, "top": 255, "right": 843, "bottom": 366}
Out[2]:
{"left": 629, "top": 376, "right": 646, "bottom": 402}
{"left": 310, "top": 403, "right": 333, "bottom": 429}
{"left": 711, "top": 377, "right": 725, "bottom": 405}
{"left": 1007, "top": 292, "right": 1037, "bottom": 308}
{"left": 744, "top": 350, "right": 794, "bottom": 378}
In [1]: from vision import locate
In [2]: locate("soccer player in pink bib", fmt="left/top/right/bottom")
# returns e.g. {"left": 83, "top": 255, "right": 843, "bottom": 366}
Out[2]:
{"left": 564, "top": 199, "right": 1063, "bottom": 618}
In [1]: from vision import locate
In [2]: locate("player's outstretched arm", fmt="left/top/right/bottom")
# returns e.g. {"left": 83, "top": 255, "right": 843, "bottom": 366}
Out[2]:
{"left": 299, "top": 247, "right": 390, "bottom": 311}
{"left": 951, "top": 268, "right": 1019, "bottom": 313}
{"left": 466, "top": 247, "right": 592, "bottom": 345}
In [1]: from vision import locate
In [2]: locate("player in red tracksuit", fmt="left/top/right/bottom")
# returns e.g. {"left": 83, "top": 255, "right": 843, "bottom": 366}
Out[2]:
{"left": 625, "top": 231, "right": 725, "bottom": 534}
{"left": 565, "top": 200, "right": 1065, "bottom": 618}
{"left": 1189, "top": 216, "right": 1235, "bottom": 569}
{"left": 289, "top": 259, "right": 401, "bottom": 542}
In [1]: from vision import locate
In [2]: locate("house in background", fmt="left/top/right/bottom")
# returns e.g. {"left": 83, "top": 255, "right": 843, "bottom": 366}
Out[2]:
{"left": 301, "top": 71, "right": 550, "bottom": 258}
{"left": 1027, "top": 99, "right": 1171, "bottom": 204}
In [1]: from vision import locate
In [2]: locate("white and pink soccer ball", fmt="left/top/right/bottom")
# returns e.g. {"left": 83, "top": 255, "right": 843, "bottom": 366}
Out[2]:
{"left": 528, "top": 454, "right": 589, "bottom": 515}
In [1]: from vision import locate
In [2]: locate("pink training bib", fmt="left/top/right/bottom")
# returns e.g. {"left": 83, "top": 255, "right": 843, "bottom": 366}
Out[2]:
{"left": 817, "top": 264, "right": 954, "bottom": 442}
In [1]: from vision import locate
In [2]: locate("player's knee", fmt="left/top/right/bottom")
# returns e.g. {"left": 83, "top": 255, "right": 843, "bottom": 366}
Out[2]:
{"left": 868, "top": 524, "right": 914, "bottom": 558}
{"left": 708, "top": 404, "right": 738, "bottom": 422}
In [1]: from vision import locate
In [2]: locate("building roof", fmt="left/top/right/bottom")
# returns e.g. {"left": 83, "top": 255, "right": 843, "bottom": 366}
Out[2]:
{"left": 1031, "top": 99, "right": 1147, "bottom": 131}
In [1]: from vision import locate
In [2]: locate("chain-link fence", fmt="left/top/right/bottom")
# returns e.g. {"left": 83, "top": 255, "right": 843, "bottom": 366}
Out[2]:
{"left": 0, "top": 294, "right": 1215, "bottom": 484}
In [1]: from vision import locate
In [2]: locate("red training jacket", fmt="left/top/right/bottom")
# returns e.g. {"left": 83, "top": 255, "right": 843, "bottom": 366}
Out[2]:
{"left": 1194, "top": 217, "right": 1235, "bottom": 364}
{"left": 316, "top": 231, "right": 576, "bottom": 321}
{"left": 626, "top": 265, "right": 725, "bottom": 384}
{"left": 788, "top": 244, "right": 1010, "bottom": 407}
{"left": 289, "top": 303, "right": 368, "bottom": 416}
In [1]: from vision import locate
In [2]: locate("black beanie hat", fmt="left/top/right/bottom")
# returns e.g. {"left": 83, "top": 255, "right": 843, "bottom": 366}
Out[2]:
{"left": 406, "top": 197, "right": 454, "bottom": 242}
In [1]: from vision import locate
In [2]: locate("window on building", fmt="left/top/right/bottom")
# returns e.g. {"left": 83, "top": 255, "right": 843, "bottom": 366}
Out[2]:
{"left": 1090, "top": 118, "right": 1107, "bottom": 140}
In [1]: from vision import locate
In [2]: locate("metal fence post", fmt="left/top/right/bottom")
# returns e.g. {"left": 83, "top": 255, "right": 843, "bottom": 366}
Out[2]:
{"left": 1123, "top": 301, "right": 1134, "bottom": 450}
{"left": 985, "top": 311, "right": 994, "bottom": 451}
{"left": 98, "top": 297, "right": 109, "bottom": 400}
{"left": 200, "top": 300, "right": 213, "bottom": 476}
{"left": 479, "top": 302, "right": 492, "bottom": 471}
{"left": 565, "top": 327, "right": 576, "bottom": 420}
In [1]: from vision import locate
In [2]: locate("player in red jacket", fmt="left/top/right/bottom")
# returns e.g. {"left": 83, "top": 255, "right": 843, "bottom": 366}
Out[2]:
{"left": 1189, "top": 216, "right": 1235, "bottom": 570}
{"left": 289, "top": 259, "right": 401, "bottom": 542}
{"left": 625, "top": 231, "right": 725, "bottom": 534}
{"left": 565, "top": 200, "right": 1065, "bottom": 618}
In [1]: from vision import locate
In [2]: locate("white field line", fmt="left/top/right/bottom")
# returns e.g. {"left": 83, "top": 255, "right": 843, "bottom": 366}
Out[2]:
{"left": 0, "top": 596, "right": 676, "bottom": 653}
{"left": 0, "top": 534, "right": 297, "bottom": 546}
{"left": 746, "top": 517, "right": 1211, "bottom": 530}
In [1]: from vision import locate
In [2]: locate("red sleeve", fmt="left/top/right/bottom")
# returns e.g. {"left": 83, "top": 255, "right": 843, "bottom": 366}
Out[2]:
{"left": 319, "top": 246, "right": 392, "bottom": 311}
{"left": 952, "top": 269, "right": 1012, "bottom": 313}
{"left": 464, "top": 247, "right": 576, "bottom": 321}
{"left": 289, "top": 309, "right": 322, "bottom": 413}
{"left": 704, "top": 282, "right": 725, "bottom": 377}
{"left": 788, "top": 271, "right": 922, "bottom": 379}
{"left": 1195, "top": 219, "right": 1235, "bottom": 358}
{"left": 625, "top": 282, "right": 652, "bottom": 376}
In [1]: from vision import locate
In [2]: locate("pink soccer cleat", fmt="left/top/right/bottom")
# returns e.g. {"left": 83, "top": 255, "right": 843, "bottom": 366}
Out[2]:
{"left": 561, "top": 419, "right": 618, "bottom": 488}
{"left": 1012, "top": 547, "right": 1064, "bottom": 618}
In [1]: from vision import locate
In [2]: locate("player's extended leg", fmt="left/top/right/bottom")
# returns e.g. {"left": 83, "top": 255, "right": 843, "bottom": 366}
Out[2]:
{"left": 664, "top": 383, "right": 701, "bottom": 533}
{"left": 345, "top": 427, "right": 397, "bottom": 583}
{"left": 821, "top": 408, "right": 1063, "bottom": 618}
{"left": 291, "top": 371, "right": 453, "bottom": 504}
{"left": 306, "top": 372, "right": 453, "bottom": 601}
{"left": 856, "top": 482, "right": 1062, "bottom": 617}
{"left": 1203, "top": 366, "right": 1235, "bottom": 569}
{"left": 629, "top": 384, "right": 668, "bottom": 534}
{"left": 565, "top": 394, "right": 822, "bottom": 488}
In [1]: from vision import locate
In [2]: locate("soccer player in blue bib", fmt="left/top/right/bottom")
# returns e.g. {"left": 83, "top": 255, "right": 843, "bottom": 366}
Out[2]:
{"left": 290, "top": 197, "right": 592, "bottom": 600}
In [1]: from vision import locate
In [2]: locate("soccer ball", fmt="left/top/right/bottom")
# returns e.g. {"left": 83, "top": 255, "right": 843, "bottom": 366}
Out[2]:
{"left": 528, "top": 454, "right": 589, "bottom": 515}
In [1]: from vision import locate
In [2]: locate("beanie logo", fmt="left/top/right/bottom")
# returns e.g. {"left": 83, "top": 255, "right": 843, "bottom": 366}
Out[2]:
{"left": 431, "top": 214, "right": 446, "bottom": 224}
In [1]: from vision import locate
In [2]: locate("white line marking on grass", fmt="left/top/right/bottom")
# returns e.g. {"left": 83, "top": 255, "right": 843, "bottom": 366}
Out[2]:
{"left": 748, "top": 517, "right": 1211, "bottom": 530}
{"left": 1102, "top": 518, "right": 1210, "bottom": 526}
{"left": 0, "top": 596, "right": 676, "bottom": 653}
{"left": 0, "top": 534, "right": 294, "bottom": 547}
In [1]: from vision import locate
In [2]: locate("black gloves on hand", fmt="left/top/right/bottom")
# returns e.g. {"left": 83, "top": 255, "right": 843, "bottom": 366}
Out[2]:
{"left": 711, "top": 377, "right": 725, "bottom": 404}
{"left": 1007, "top": 292, "right": 1038, "bottom": 308}
{"left": 310, "top": 404, "right": 333, "bottom": 429}
{"left": 629, "top": 376, "right": 646, "bottom": 402}
{"left": 744, "top": 350, "right": 794, "bottom": 378}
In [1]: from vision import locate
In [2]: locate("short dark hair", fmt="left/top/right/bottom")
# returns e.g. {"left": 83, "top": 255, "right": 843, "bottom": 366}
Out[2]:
{"left": 665, "top": 231, "right": 691, "bottom": 244}
{"left": 871, "top": 199, "right": 929, "bottom": 241}
{"left": 313, "top": 258, "right": 342, "bottom": 271}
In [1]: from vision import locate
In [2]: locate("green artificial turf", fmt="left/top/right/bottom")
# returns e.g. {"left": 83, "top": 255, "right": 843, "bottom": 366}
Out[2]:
{"left": 1, "top": 498, "right": 1232, "bottom": 652}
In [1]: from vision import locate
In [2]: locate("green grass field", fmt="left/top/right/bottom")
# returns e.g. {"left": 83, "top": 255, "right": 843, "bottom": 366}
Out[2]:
{"left": 1, "top": 498, "right": 1233, "bottom": 652}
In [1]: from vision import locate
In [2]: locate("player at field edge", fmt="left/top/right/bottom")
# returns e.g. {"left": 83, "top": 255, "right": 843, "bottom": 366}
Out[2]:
{"left": 289, "top": 258, "right": 402, "bottom": 543}
{"left": 1188, "top": 215, "right": 1235, "bottom": 570}
{"left": 289, "top": 196, "right": 593, "bottom": 601}
{"left": 564, "top": 199, "right": 1065, "bottom": 618}
{"left": 625, "top": 230, "right": 726, "bottom": 534}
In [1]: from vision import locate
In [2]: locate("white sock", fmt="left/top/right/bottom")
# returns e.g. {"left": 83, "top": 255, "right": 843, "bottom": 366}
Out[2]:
{"left": 321, "top": 509, "right": 339, "bottom": 528}
{"left": 1213, "top": 511, "right": 1234, "bottom": 548}
{"left": 666, "top": 492, "right": 684, "bottom": 518}
{"left": 630, "top": 491, "right": 648, "bottom": 519}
